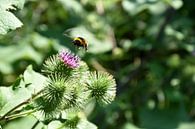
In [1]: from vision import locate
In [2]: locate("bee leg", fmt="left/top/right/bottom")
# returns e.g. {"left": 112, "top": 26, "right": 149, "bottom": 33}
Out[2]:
{"left": 85, "top": 47, "right": 88, "bottom": 51}
{"left": 84, "top": 44, "right": 88, "bottom": 51}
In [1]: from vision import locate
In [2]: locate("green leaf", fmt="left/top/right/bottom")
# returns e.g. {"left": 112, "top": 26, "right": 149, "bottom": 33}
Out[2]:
{"left": 47, "top": 121, "right": 62, "bottom": 129}
{"left": 139, "top": 108, "right": 188, "bottom": 129}
{"left": 122, "top": 0, "right": 166, "bottom": 16}
{"left": 0, "top": 42, "right": 43, "bottom": 74}
{"left": 0, "top": 0, "right": 25, "bottom": 10}
{"left": 0, "top": 80, "right": 30, "bottom": 117}
{"left": 58, "top": 0, "right": 84, "bottom": 14}
{"left": 23, "top": 65, "right": 47, "bottom": 93}
{"left": 178, "top": 122, "right": 195, "bottom": 129}
{"left": 0, "top": 0, "right": 25, "bottom": 35}
{"left": 3, "top": 115, "right": 45, "bottom": 129}
{"left": 165, "top": 0, "right": 183, "bottom": 9}
{"left": 47, "top": 119, "right": 97, "bottom": 129}
{"left": 77, "top": 119, "right": 97, "bottom": 129}
{"left": 122, "top": 123, "right": 140, "bottom": 129}
{"left": 0, "top": 65, "right": 47, "bottom": 117}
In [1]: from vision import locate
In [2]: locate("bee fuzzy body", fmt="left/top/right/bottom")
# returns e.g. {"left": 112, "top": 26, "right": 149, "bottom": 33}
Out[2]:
{"left": 72, "top": 37, "right": 88, "bottom": 51}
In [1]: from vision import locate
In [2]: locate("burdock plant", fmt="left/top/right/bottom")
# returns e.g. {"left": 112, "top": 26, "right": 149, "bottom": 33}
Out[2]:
{"left": 35, "top": 49, "right": 116, "bottom": 127}
{"left": 0, "top": 49, "right": 116, "bottom": 129}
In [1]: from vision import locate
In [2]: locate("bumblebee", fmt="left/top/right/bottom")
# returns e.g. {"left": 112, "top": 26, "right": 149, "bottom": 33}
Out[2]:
{"left": 63, "top": 30, "right": 88, "bottom": 51}
{"left": 72, "top": 37, "right": 88, "bottom": 51}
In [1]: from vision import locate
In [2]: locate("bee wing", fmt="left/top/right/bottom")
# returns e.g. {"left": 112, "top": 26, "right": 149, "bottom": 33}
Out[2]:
{"left": 63, "top": 33, "right": 72, "bottom": 39}
{"left": 63, "top": 28, "right": 74, "bottom": 38}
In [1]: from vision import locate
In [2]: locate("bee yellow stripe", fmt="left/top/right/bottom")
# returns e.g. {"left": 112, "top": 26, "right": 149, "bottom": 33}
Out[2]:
{"left": 74, "top": 37, "right": 83, "bottom": 43}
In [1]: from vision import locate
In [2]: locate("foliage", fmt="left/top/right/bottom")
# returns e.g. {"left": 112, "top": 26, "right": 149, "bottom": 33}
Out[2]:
{"left": 0, "top": 0, "right": 25, "bottom": 35}
{"left": 0, "top": 49, "right": 116, "bottom": 129}
{"left": 1, "top": 0, "right": 195, "bottom": 129}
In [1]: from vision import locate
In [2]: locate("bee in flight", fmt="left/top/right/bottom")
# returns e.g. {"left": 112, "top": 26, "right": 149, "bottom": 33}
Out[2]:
{"left": 72, "top": 37, "right": 88, "bottom": 51}
{"left": 63, "top": 29, "right": 88, "bottom": 51}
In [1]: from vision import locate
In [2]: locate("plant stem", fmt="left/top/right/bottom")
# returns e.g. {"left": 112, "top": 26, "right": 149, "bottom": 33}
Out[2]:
{"left": 4, "top": 109, "right": 37, "bottom": 121}
{"left": 156, "top": 7, "right": 175, "bottom": 43}
{"left": 31, "top": 120, "right": 40, "bottom": 129}
{"left": 0, "top": 89, "right": 43, "bottom": 121}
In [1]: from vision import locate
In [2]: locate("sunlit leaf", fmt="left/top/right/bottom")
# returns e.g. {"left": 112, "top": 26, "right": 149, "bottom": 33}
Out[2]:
{"left": 58, "top": 0, "right": 84, "bottom": 14}
{"left": 0, "top": 0, "right": 25, "bottom": 35}
{"left": 0, "top": 42, "right": 42, "bottom": 74}
{"left": 166, "top": 0, "right": 183, "bottom": 9}
{"left": 0, "top": 66, "right": 47, "bottom": 117}
{"left": 47, "top": 119, "right": 97, "bottom": 129}
{"left": 122, "top": 123, "right": 140, "bottom": 129}
{"left": 178, "top": 122, "right": 195, "bottom": 129}
{"left": 3, "top": 115, "right": 45, "bottom": 129}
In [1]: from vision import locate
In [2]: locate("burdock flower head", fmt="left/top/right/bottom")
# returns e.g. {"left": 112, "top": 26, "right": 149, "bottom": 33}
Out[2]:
{"left": 42, "top": 49, "right": 80, "bottom": 76}
{"left": 59, "top": 50, "right": 80, "bottom": 69}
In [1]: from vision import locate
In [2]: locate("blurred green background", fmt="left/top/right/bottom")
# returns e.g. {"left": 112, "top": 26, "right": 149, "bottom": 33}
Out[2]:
{"left": 1, "top": 0, "right": 195, "bottom": 129}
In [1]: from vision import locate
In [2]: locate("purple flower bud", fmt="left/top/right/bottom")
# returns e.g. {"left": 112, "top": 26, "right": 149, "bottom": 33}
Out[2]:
{"left": 59, "top": 50, "right": 80, "bottom": 68}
